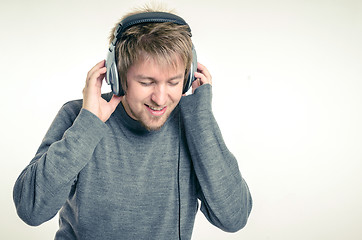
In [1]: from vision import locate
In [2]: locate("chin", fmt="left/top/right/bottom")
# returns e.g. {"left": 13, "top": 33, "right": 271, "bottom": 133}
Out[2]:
{"left": 142, "top": 121, "right": 165, "bottom": 132}
{"left": 141, "top": 114, "right": 170, "bottom": 132}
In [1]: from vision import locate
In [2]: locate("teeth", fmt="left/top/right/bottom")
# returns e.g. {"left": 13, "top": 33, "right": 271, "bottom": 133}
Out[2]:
{"left": 148, "top": 106, "right": 164, "bottom": 111}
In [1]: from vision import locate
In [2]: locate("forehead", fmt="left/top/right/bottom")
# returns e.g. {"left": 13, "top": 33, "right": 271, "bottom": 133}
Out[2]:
{"left": 135, "top": 53, "right": 186, "bottom": 72}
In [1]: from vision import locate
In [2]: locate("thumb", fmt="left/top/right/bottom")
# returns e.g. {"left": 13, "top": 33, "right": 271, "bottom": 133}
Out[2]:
{"left": 108, "top": 95, "right": 122, "bottom": 112}
{"left": 191, "top": 78, "right": 201, "bottom": 94}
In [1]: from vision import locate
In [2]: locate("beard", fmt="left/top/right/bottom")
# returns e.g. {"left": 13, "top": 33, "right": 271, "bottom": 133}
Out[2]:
{"left": 126, "top": 103, "right": 172, "bottom": 131}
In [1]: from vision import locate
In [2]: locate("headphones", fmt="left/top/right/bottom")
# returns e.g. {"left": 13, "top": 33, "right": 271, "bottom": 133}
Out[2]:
{"left": 105, "top": 12, "right": 198, "bottom": 96}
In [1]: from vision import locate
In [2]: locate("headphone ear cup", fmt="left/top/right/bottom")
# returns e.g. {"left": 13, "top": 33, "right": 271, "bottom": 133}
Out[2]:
{"left": 106, "top": 46, "right": 125, "bottom": 96}
{"left": 183, "top": 44, "right": 198, "bottom": 94}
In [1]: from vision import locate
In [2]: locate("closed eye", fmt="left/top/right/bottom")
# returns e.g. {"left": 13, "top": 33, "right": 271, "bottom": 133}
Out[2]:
{"left": 139, "top": 81, "right": 153, "bottom": 86}
{"left": 168, "top": 80, "right": 180, "bottom": 86}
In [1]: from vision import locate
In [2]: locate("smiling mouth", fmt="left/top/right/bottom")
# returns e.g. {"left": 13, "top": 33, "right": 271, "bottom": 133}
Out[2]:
{"left": 145, "top": 104, "right": 167, "bottom": 116}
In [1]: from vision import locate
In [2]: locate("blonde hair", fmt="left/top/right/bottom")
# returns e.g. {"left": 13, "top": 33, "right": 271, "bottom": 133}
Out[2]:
{"left": 108, "top": 6, "right": 193, "bottom": 93}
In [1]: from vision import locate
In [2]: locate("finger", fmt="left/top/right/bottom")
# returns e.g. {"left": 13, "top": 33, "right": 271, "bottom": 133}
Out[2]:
{"left": 85, "top": 60, "right": 106, "bottom": 87}
{"left": 94, "top": 67, "right": 107, "bottom": 89}
{"left": 196, "top": 62, "right": 212, "bottom": 85}
{"left": 197, "top": 63, "right": 211, "bottom": 78}
{"left": 191, "top": 78, "right": 201, "bottom": 94}
{"left": 86, "top": 65, "right": 107, "bottom": 90}
{"left": 194, "top": 72, "right": 210, "bottom": 86}
{"left": 87, "top": 60, "right": 106, "bottom": 78}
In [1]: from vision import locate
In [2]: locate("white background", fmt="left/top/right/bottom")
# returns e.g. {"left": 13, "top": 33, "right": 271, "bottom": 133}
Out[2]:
{"left": 1, "top": 0, "right": 361, "bottom": 239}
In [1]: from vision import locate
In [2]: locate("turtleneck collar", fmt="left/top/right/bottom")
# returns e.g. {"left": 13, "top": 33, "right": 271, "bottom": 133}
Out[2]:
{"left": 109, "top": 93, "right": 180, "bottom": 134}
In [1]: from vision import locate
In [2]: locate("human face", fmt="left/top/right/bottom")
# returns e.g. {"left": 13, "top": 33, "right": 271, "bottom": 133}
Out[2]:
{"left": 121, "top": 56, "right": 185, "bottom": 131}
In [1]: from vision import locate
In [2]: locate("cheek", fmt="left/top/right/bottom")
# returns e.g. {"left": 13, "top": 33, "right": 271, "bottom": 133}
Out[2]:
{"left": 127, "top": 84, "right": 150, "bottom": 103}
{"left": 172, "top": 93, "right": 182, "bottom": 103}
{"left": 170, "top": 87, "right": 183, "bottom": 102}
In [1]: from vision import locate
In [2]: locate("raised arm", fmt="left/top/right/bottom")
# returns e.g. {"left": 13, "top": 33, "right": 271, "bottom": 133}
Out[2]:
{"left": 13, "top": 103, "right": 107, "bottom": 226}
{"left": 13, "top": 60, "right": 120, "bottom": 226}
{"left": 180, "top": 63, "right": 252, "bottom": 232}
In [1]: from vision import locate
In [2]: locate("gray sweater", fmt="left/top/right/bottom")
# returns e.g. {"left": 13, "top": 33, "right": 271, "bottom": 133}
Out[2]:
{"left": 13, "top": 85, "right": 252, "bottom": 240}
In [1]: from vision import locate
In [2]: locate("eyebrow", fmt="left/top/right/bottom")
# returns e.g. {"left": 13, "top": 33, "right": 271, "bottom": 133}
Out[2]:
{"left": 135, "top": 74, "right": 184, "bottom": 81}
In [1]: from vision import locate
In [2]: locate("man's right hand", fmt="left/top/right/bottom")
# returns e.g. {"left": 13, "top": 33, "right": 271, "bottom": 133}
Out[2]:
{"left": 82, "top": 60, "right": 122, "bottom": 122}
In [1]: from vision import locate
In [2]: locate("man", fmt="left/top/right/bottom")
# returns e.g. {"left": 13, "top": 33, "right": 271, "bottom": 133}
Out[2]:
{"left": 13, "top": 7, "right": 252, "bottom": 240}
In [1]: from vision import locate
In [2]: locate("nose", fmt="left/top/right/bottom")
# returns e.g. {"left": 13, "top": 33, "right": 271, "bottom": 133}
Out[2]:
{"left": 151, "top": 84, "right": 167, "bottom": 106}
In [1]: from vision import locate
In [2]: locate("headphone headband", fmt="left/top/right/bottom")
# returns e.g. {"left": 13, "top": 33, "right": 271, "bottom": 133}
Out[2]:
{"left": 114, "top": 12, "right": 191, "bottom": 40}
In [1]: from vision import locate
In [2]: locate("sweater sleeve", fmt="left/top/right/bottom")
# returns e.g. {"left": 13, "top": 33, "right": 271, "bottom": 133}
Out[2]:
{"left": 13, "top": 101, "right": 108, "bottom": 226}
{"left": 180, "top": 84, "right": 252, "bottom": 232}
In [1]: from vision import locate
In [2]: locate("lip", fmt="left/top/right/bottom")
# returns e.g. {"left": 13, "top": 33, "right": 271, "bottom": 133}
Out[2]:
{"left": 145, "top": 104, "right": 167, "bottom": 116}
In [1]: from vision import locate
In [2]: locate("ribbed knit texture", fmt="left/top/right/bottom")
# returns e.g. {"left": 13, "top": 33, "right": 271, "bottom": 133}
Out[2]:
{"left": 14, "top": 85, "right": 252, "bottom": 239}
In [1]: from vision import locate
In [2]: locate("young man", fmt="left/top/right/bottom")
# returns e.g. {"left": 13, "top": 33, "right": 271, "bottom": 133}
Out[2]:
{"left": 13, "top": 7, "right": 252, "bottom": 240}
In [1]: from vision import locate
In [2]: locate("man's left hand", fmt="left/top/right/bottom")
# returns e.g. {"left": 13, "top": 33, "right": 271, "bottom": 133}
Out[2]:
{"left": 192, "top": 62, "right": 212, "bottom": 93}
